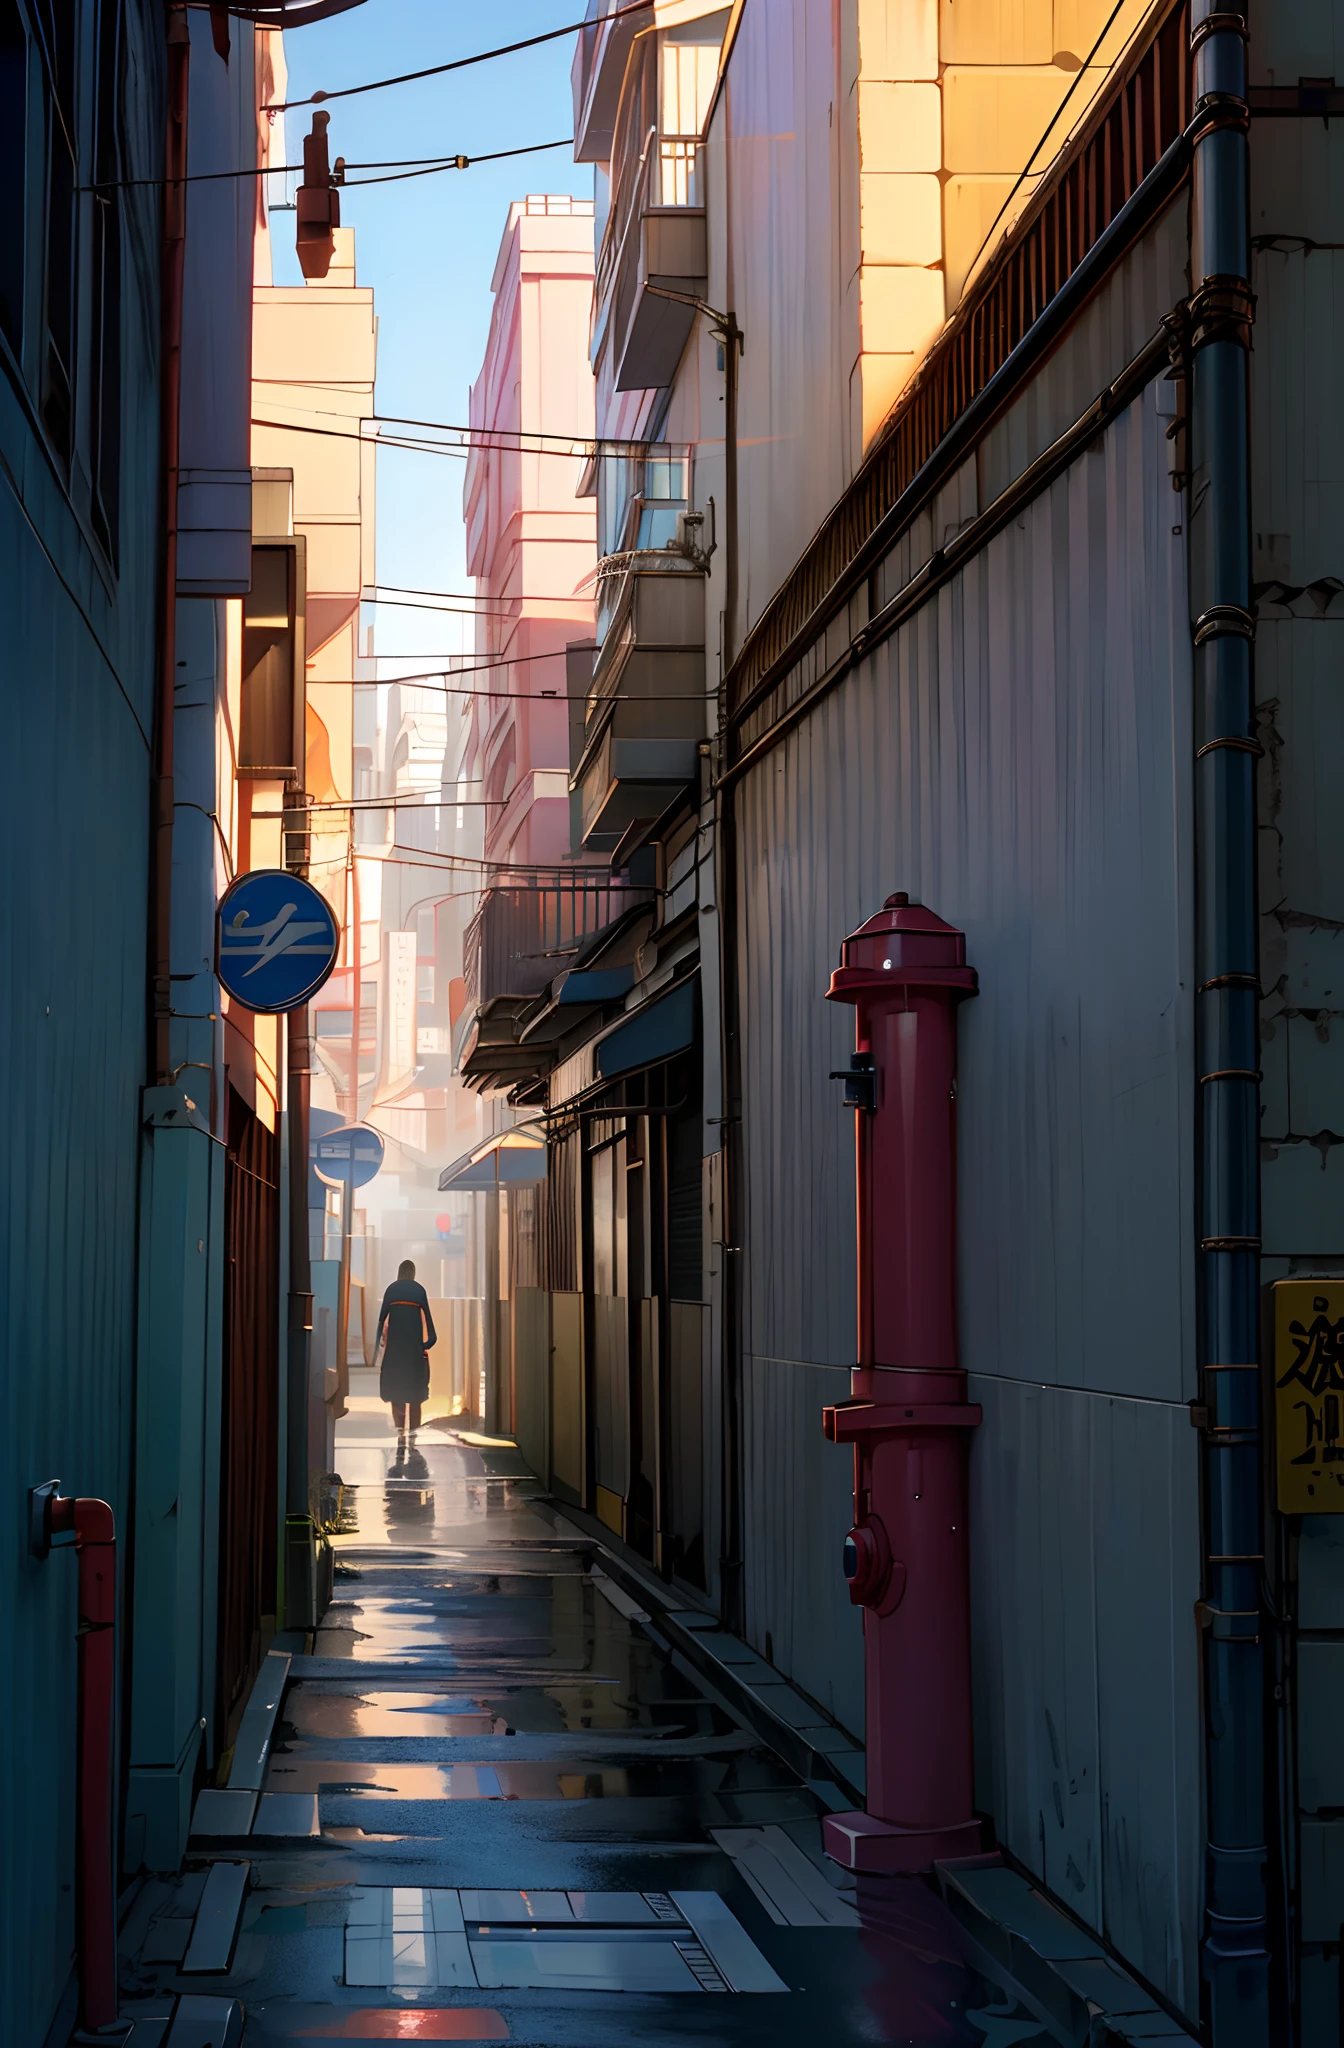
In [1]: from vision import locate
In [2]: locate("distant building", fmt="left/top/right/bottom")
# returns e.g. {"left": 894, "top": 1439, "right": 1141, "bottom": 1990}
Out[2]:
{"left": 462, "top": 195, "right": 599, "bottom": 872}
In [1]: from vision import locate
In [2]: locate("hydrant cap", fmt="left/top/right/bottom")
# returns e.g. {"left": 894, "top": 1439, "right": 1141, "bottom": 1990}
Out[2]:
{"left": 827, "top": 893, "right": 977, "bottom": 1002}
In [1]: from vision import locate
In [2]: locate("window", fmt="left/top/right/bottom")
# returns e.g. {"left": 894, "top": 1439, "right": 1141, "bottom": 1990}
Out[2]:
{"left": 90, "top": 0, "right": 122, "bottom": 557}
{"left": 35, "top": 0, "right": 76, "bottom": 462}
{"left": 0, "top": 2, "right": 27, "bottom": 351}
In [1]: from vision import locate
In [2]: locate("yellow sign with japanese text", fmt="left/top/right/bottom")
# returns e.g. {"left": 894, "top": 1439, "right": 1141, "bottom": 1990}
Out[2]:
{"left": 1275, "top": 1280, "right": 1344, "bottom": 1513}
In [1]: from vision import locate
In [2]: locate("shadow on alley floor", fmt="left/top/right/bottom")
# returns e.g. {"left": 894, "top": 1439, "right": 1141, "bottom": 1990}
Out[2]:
{"left": 113, "top": 1373, "right": 1054, "bottom": 2047}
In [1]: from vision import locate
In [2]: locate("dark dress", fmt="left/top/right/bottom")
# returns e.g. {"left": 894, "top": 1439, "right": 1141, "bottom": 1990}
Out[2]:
{"left": 377, "top": 1280, "right": 437, "bottom": 1405}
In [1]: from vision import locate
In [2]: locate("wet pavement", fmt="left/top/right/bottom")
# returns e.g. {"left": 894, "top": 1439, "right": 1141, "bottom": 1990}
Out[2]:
{"left": 116, "top": 1374, "right": 1055, "bottom": 2046}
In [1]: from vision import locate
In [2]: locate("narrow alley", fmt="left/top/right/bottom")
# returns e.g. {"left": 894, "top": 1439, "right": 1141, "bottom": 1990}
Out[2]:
{"left": 114, "top": 1385, "right": 1061, "bottom": 2047}
{"left": 9, "top": 3, "right": 1344, "bottom": 2046}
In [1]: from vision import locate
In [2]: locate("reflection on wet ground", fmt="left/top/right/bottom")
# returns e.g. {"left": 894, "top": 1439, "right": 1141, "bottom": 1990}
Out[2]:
{"left": 118, "top": 1398, "right": 1054, "bottom": 2045}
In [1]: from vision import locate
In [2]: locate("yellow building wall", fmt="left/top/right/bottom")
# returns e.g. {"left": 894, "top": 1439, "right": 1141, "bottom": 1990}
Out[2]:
{"left": 252, "top": 224, "right": 376, "bottom": 950}
{"left": 848, "top": 0, "right": 1157, "bottom": 449}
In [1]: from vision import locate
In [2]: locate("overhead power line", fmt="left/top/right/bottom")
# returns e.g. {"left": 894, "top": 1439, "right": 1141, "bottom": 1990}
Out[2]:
{"left": 311, "top": 670, "right": 709, "bottom": 704}
{"left": 367, "top": 582, "right": 599, "bottom": 607}
{"left": 266, "top": 1, "right": 652, "bottom": 112}
{"left": 363, "top": 595, "right": 592, "bottom": 621}
{"left": 84, "top": 137, "right": 572, "bottom": 193}
{"left": 340, "top": 140, "right": 573, "bottom": 186}
{"left": 325, "top": 651, "right": 596, "bottom": 682}
{"left": 313, "top": 840, "right": 653, "bottom": 882}
{"left": 250, "top": 414, "right": 679, "bottom": 464}
{"left": 264, "top": 400, "right": 676, "bottom": 459}
{"left": 353, "top": 413, "right": 675, "bottom": 460}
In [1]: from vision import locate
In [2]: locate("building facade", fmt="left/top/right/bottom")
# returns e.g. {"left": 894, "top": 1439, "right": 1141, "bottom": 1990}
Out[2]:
{"left": 1, "top": 7, "right": 167, "bottom": 2039}
{"left": 444, "top": 1, "right": 1344, "bottom": 2038}
{"left": 1, "top": 11, "right": 374, "bottom": 2040}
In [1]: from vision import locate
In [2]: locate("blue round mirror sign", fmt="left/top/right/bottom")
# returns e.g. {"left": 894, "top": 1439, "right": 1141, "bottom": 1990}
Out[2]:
{"left": 216, "top": 869, "right": 340, "bottom": 1014}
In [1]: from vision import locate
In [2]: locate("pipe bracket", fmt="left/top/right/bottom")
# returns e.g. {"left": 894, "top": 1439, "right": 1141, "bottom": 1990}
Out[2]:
{"left": 1193, "top": 601, "right": 1255, "bottom": 644}
{"left": 1188, "top": 94, "right": 1251, "bottom": 146}
{"left": 1190, "top": 12, "right": 1250, "bottom": 54}
{"left": 1196, "top": 1600, "right": 1261, "bottom": 1641}
{"left": 1199, "top": 972, "right": 1260, "bottom": 994}
{"left": 1188, "top": 273, "right": 1255, "bottom": 349}
{"left": 1195, "top": 736, "right": 1264, "bottom": 758}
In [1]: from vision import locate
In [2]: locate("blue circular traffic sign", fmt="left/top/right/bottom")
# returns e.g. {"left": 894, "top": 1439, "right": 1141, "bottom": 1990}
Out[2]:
{"left": 216, "top": 869, "right": 340, "bottom": 1014}
{"left": 311, "top": 1124, "right": 385, "bottom": 1188}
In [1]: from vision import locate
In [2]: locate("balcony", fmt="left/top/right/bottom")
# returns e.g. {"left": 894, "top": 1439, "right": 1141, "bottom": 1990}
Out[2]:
{"left": 458, "top": 879, "right": 648, "bottom": 1093}
{"left": 595, "top": 131, "right": 707, "bottom": 392}
{"left": 571, "top": 551, "right": 706, "bottom": 851}
{"left": 571, "top": 0, "right": 654, "bottom": 164}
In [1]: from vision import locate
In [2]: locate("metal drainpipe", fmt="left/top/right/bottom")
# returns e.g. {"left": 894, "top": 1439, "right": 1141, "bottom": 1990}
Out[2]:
{"left": 287, "top": 792, "right": 316, "bottom": 1530}
{"left": 151, "top": 4, "right": 190, "bottom": 1085}
{"left": 715, "top": 306, "right": 745, "bottom": 1632}
{"left": 1188, "top": 3, "right": 1270, "bottom": 2036}
{"left": 287, "top": 1004, "right": 314, "bottom": 1511}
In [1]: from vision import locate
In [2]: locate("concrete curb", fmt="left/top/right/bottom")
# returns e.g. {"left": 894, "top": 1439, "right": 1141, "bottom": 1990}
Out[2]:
{"left": 549, "top": 1503, "right": 867, "bottom": 1804}
{"left": 934, "top": 1855, "right": 1198, "bottom": 2046}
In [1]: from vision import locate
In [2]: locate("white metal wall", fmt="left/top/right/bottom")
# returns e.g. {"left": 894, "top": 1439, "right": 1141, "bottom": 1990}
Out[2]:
{"left": 735, "top": 376, "right": 1201, "bottom": 2011}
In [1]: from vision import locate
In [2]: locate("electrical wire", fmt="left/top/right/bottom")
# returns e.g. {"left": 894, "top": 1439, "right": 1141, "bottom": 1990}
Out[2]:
{"left": 312, "top": 844, "right": 653, "bottom": 884}
{"left": 340, "top": 141, "right": 572, "bottom": 186}
{"left": 318, "top": 651, "right": 595, "bottom": 682}
{"left": 253, "top": 416, "right": 468, "bottom": 459}
{"left": 275, "top": 792, "right": 509, "bottom": 810}
{"left": 84, "top": 137, "right": 572, "bottom": 193}
{"left": 282, "top": 403, "right": 680, "bottom": 461}
{"left": 367, "top": 581, "right": 600, "bottom": 607}
{"left": 308, "top": 669, "right": 711, "bottom": 703}
{"left": 266, "top": 1, "right": 653, "bottom": 112}
{"left": 250, "top": 413, "right": 678, "bottom": 464}
{"left": 314, "top": 830, "right": 645, "bottom": 877}
{"left": 362, "top": 594, "right": 592, "bottom": 620}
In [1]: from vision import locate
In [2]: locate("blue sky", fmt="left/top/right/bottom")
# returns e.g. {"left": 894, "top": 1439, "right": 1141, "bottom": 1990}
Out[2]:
{"left": 272, "top": 2, "right": 594, "bottom": 659}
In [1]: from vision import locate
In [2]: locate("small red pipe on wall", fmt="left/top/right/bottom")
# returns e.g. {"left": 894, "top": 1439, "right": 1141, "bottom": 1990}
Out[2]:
{"left": 34, "top": 1490, "right": 118, "bottom": 2028}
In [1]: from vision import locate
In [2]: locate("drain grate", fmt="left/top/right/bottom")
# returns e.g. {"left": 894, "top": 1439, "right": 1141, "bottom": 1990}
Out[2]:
{"left": 675, "top": 1940, "right": 731, "bottom": 1992}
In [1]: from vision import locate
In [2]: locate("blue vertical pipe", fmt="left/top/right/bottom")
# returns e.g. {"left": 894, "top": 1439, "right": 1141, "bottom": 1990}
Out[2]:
{"left": 1188, "top": 4, "right": 1270, "bottom": 2037}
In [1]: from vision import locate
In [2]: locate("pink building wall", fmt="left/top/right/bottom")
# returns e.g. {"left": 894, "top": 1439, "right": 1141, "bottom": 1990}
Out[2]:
{"left": 463, "top": 197, "right": 597, "bottom": 869}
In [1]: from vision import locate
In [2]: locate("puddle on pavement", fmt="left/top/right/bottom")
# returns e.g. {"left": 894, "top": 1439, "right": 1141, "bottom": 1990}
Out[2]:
{"left": 126, "top": 1431, "right": 1062, "bottom": 2045}
{"left": 264, "top": 1752, "right": 803, "bottom": 1803}
{"left": 308, "top": 1575, "right": 693, "bottom": 1667}
{"left": 283, "top": 1692, "right": 508, "bottom": 1739}
{"left": 284, "top": 1679, "right": 738, "bottom": 1739}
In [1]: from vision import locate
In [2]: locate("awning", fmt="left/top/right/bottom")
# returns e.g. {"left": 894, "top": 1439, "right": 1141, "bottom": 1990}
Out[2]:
{"left": 438, "top": 1127, "right": 547, "bottom": 1193}
{"left": 595, "top": 977, "right": 696, "bottom": 1081}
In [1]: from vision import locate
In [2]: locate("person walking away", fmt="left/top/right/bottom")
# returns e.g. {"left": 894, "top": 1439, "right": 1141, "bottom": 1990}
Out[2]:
{"left": 376, "top": 1259, "right": 437, "bottom": 1436}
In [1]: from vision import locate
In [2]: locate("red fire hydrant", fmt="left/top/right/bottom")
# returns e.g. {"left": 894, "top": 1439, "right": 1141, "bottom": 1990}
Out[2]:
{"left": 822, "top": 892, "right": 984, "bottom": 1872}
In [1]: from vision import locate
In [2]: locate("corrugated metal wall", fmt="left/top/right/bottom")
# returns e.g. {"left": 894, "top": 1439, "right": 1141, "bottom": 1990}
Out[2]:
{"left": 1250, "top": 92, "right": 1344, "bottom": 2033}
{"left": 0, "top": 9, "right": 163, "bottom": 2038}
{"left": 735, "top": 374, "right": 1201, "bottom": 2009}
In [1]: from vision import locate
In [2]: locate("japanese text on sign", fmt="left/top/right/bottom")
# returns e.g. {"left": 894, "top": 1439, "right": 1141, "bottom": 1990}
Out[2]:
{"left": 1274, "top": 1280, "right": 1344, "bottom": 1514}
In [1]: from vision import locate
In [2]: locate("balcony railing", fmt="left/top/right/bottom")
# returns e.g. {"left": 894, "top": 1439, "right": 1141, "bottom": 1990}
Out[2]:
{"left": 463, "top": 877, "right": 647, "bottom": 1015}
{"left": 572, "top": 0, "right": 654, "bottom": 164}
{"left": 570, "top": 549, "right": 707, "bottom": 850}
{"left": 656, "top": 135, "right": 703, "bottom": 208}
{"left": 594, "top": 127, "right": 707, "bottom": 391}
{"left": 458, "top": 876, "right": 654, "bottom": 1094}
